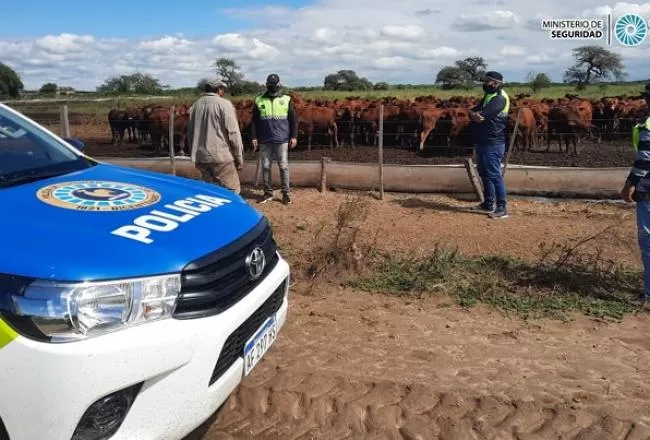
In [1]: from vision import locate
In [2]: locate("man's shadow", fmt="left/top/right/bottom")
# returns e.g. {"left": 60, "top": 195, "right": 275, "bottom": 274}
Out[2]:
{"left": 239, "top": 187, "right": 258, "bottom": 200}
{"left": 239, "top": 187, "right": 286, "bottom": 204}
{"left": 393, "top": 197, "right": 489, "bottom": 215}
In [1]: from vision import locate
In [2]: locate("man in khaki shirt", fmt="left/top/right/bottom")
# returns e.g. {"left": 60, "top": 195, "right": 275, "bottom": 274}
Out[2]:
{"left": 187, "top": 78, "right": 245, "bottom": 194}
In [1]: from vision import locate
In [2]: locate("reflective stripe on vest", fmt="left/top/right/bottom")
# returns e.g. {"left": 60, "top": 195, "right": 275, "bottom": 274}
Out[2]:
{"left": 0, "top": 318, "right": 17, "bottom": 350}
{"left": 254, "top": 95, "right": 291, "bottom": 120}
{"left": 482, "top": 89, "right": 510, "bottom": 116}
{"left": 633, "top": 116, "right": 650, "bottom": 151}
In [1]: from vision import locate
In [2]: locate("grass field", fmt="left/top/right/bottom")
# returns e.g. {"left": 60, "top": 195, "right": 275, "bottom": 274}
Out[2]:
{"left": 4, "top": 82, "right": 647, "bottom": 116}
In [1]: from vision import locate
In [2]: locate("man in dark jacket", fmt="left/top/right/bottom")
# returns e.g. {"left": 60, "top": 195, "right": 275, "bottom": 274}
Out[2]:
{"left": 469, "top": 71, "right": 510, "bottom": 219}
{"left": 250, "top": 73, "right": 298, "bottom": 205}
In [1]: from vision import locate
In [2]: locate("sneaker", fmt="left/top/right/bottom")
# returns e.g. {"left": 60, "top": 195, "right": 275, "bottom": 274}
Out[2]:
{"left": 282, "top": 193, "right": 292, "bottom": 205}
{"left": 258, "top": 192, "right": 273, "bottom": 204}
{"left": 489, "top": 208, "right": 509, "bottom": 219}
{"left": 471, "top": 202, "right": 495, "bottom": 213}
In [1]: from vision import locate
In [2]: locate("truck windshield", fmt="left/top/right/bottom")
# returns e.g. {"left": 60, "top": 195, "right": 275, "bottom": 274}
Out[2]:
{"left": 0, "top": 105, "right": 96, "bottom": 188}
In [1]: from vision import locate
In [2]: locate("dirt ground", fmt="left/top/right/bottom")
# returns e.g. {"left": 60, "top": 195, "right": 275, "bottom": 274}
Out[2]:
{"left": 184, "top": 189, "right": 650, "bottom": 440}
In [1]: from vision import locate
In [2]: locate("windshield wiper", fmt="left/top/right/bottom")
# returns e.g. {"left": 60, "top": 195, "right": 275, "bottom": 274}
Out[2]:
{"left": 0, "top": 170, "right": 71, "bottom": 188}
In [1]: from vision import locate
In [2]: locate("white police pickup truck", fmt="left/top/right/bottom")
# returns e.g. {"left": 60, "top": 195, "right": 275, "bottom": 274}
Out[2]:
{"left": 0, "top": 102, "right": 290, "bottom": 440}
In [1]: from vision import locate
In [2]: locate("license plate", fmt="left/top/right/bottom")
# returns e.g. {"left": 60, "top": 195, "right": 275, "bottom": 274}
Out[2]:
{"left": 243, "top": 314, "right": 277, "bottom": 376}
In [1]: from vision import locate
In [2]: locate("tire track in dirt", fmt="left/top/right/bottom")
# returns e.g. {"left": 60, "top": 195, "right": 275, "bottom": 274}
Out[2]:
{"left": 200, "top": 368, "right": 650, "bottom": 440}
{"left": 186, "top": 197, "right": 650, "bottom": 440}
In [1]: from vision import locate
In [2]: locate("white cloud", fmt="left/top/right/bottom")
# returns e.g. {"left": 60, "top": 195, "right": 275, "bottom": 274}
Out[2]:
{"left": 452, "top": 11, "right": 520, "bottom": 31}
{"left": 582, "top": 2, "right": 650, "bottom": 18}
{"left": 34, "top": 33, "right": 94, "bottom": 54}
{"left": 2, "top": 1, "right": 650, "bottom": 90}
{"left": 139, "top": 35, "right": 194, "bottom": 52}
{"left": 212, "top": 33, "right": 280, "bottom": 61}
{"left": 380, "top": 24, "right": 426, "bottom": 39}
{"left": 500, "top": 46, "right": 527, "bottom": 56}
{"left": 373, "top": 56, "right": 407, "bottom": 69}
{"left": 420, "top": 47, "right": 461, "bottom": 58}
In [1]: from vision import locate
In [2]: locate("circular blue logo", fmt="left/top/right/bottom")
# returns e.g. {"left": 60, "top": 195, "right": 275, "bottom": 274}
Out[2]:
{"left": 614, "top": 13, "right": 647, "bottom": 46}
{"left": 37, "top": 181, "right": 161, "bottom": 211}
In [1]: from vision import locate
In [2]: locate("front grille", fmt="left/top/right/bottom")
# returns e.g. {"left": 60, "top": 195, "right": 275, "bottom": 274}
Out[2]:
{"left": 209, "top": 279, "right": 286, "bottom": 385}
{"left": 173, "top": 217, "right": 279, "bottom": 319}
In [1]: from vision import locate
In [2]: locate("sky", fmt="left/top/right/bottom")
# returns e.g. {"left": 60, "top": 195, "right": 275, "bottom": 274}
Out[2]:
{"left": 1, "top": 0, "right": 650, "bottom": 90}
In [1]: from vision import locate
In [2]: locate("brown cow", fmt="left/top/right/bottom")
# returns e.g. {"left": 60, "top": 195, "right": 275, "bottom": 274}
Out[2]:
{"left": 148, "top": 105, "right": 189, "bottom": 155}
{"left": 107, "top": 109, "right": 131, "bottom": 146}
{"left": 546, "top": 106, "right": 595, "bottom": 155}
{"left": 295, "top": 105, "right": 339, "bottom": 149}
{"left": 418, "top": 107, "right": 446, "bottom": 151}
{"left": 508, "top": 107, "right": 537, "bottom": 152}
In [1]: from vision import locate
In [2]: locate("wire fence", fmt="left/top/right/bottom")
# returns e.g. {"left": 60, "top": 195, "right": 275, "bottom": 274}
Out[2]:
{"left": 7, "top": 103, "right": 644, "bottom": 169}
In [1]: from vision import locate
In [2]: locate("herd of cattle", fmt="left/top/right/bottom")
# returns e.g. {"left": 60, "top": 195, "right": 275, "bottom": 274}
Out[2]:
{"left": 106, "top": 92, "right": 648, "bottom": 156}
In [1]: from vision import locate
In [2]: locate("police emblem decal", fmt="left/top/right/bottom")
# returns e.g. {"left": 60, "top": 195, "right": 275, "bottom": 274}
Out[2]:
{"left": 36, "top": 181, "right": 161, "bottom": 211}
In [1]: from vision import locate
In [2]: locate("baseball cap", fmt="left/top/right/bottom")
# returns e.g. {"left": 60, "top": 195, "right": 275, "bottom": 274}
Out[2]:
{"left": 483, "top": 71, "right": 504, "bottom": 82}
{"left": 205, "top": 77, "right": 226, "bottom": 88}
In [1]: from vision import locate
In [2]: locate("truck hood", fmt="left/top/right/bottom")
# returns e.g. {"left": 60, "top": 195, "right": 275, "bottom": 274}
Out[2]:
{"left": 0, "top": 163, "right": 264, "bottom": 281}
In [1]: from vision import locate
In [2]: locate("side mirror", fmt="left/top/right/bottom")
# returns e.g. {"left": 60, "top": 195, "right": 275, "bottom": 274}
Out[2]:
{"left": 63, "top": 137, "right": 85, "bottom": 151}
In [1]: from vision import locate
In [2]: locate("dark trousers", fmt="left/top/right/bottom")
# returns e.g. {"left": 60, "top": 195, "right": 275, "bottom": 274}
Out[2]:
{"left": 476, "top": 143, "right": 507, "bottom": 209}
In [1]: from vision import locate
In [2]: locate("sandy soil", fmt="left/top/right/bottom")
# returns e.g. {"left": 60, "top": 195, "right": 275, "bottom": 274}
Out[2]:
{"left": 182, "top": 189, "right": 650, "bottom": 440}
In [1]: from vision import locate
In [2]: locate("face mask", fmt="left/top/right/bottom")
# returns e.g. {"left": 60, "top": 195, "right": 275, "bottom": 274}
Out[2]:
{"left": 483, "top": 83, "right": 496, "bottom": 93}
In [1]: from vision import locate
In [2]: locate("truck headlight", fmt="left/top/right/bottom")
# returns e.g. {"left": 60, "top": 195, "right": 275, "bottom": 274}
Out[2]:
{"left": 10, "top": 274, "right": 181, "bottom": 342}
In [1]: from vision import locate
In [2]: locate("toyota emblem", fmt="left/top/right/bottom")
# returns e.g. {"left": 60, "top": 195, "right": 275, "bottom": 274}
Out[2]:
{"left": 245, "top": 247, "right": 266, "bottom": 280}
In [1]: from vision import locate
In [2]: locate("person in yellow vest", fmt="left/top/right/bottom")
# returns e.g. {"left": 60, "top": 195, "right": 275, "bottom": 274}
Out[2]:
{"left": 469, "top": 71, "right": 510, "bottom": 219}
{"left": 621, "top": 83, "right": 650, "bottom": 301}
{"left": 251, "top": 74, "right": 298, "bottom": 205}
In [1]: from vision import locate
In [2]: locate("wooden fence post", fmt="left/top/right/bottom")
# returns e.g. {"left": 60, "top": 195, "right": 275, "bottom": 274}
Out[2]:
{"left": 378, "top": 104, "right": 384, "bottom": 200}
{"left": 60, "top": 105, "right": 70, "bottom": 138}
{"left": 169, "top": 106, "right": 176, "bottom": 175}
{"left": 320, "top": 157, "right": 330, "bottom": 192}
{"left": 463, "top": 157, "right": 484, "bottom": 203}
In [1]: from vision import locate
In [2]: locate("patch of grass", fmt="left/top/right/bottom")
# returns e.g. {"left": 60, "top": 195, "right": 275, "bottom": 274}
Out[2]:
{"left": 296, "top": 193, "right": 380, "bottom": 291}
{"left": 350, "top": 227, "right": 643, "bottom": 321}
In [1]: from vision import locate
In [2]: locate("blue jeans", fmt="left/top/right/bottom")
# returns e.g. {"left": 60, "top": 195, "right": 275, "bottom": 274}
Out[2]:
{"left": 637, "top": 201, "right": 650, "bottom": 299}
{"left": 476, "top": 143, "right": 506, "bottom": 209}
{"left": 261, "top": 142, "right": 290, "bottom": 195}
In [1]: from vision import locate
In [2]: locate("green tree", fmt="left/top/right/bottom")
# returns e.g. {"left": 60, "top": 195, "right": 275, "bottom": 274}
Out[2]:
{"left": 96, "top": 73, "right": 167, "bottom": 95}
{"left": 0, "top": 63, "right": 24, "bottom": 99}
{"left": 196, "top": 78, "right": 208, "bottom": 91}
{"left": 229, "top": 80, "right": 264, "bottom": 96}
{"left": 40, "top": 82, "right": 58, "bottom": 95}
{"left": 323, "top": 70, "right": 372, "bottom": 91}
{"left": 563, "top": 45, "right": 626, "bottom": 89}
{"left": 373, "top": 81, "right": 390, "bottom": 90}
{"left": 435, "top": 66, "right": 472, "bottom": 89}
{"left": 454, "top": 57, "right": 487, "bottom": 82}
{"left": 526, "top": 72, "right": 551, "bottom": 93}
{"left": 435, "top": 57, "right": 487, "bottom": 89}
{"left": 214, "top": 58, "right": 244, "bottom": 89}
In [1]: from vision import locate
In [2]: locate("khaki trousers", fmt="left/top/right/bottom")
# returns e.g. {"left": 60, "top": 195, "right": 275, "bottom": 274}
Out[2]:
{"left": 196, "top": 161, "right": 241, "bottom": 194}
